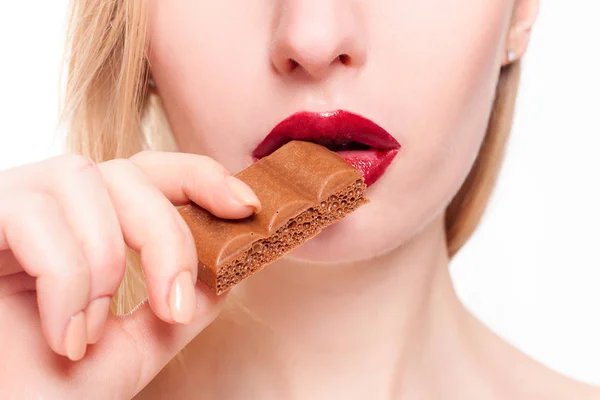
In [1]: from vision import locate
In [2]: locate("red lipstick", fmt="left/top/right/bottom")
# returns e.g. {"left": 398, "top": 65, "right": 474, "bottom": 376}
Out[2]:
{"left": 253, "top": 110, "right": 401, "bottom": 186}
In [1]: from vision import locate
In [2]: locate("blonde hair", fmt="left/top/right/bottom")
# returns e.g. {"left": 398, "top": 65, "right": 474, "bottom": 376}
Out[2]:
{"left": 63, "top": 0, "right": 521, "bottom": 313}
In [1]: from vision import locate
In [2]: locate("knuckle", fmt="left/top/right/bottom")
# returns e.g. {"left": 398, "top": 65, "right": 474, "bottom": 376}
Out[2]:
{"left": 100, "top": 158, "right": 139, "bottom": 178}
{"left": 67, "top": 265, "right": 91, "bottom": 285}
{"left": 170, "top": 217, "right": 189, "bottom": 249}
{"left": 159, "top": 215, "right": 192, "bottom": 265}
{"left": 129, "top": 150, "right": 154, "bottom": 163}
{"left": 177, "top": 214, "right": 196, "bottom": 252}
{"left": 58, "top": 154, "right": 98, "bottom": 175}
{"left": 176, "top": 220, "right": 198, "bottom": 269}
{"left": 194, "top": 154, "right": 227, "bottom": 174}
{"left": 182, "top": 155, "right": 228, "bottom": 193}
{"left": 87, "top": 240, "right": 127, "bottom": 277}
{"left": 52, "top": 263, "right": 91, "bottom": 291}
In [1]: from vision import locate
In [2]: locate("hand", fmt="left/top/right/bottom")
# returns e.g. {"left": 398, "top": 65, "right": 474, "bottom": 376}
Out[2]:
{"left": 0, "top": 151, "right": 260, "bottom": 399}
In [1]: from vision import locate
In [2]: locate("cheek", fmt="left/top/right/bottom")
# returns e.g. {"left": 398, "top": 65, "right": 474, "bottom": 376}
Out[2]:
{"left": 147, "top": 0, "right": 272, "bottom": 169}
{"left": 293, "top": 2, "right": 512, "bottom": 262}
{"left": 399, "top": 1, "right": 510, "bottom": 222}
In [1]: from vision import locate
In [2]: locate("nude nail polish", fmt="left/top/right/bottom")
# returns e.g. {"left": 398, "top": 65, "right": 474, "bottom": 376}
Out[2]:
{"left": 64, "top": 312, "right": 87, "bottom": 361}
{"left": 169, "top": 271, "right": 196, "bottom": 324}
{"left": 225, "top": 176, "right": 262, "bottom": 212}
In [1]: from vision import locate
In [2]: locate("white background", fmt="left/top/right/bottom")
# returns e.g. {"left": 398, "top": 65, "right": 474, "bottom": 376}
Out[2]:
{"left": 1, "top": 1, "right": 599, "bottom": 386}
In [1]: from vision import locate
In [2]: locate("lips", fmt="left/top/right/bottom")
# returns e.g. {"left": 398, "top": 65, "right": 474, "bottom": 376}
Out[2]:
{"left": 252, "top": 110, "right": 401, "bottom": 186}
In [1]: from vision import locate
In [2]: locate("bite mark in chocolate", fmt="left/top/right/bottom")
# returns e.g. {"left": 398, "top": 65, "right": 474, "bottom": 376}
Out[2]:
{"left": 179, "top": 141, "right": 368, "bottom": 294}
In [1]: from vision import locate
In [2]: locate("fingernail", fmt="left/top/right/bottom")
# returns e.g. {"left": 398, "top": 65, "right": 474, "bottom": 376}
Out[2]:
{"left": 64, "top": 312, "right": 87, "bottom": 361}
{"left": 86, "top": 297, "right": 111, "bottom": 344}
{"left": 225, "top": 176, "right": 261, "bottom": 213}
{"left": 169, "top": 271, "right": 197, "bottom": 324}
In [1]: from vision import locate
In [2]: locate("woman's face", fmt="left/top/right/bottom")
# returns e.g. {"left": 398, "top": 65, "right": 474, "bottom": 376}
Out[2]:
{"left": 147, "top": 0, "right": 514, "bottom": 263}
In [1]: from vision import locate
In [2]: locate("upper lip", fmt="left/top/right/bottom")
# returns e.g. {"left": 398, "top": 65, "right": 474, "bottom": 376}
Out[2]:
{"left": 252, "top": 110, "right": 401, "bottom": 159}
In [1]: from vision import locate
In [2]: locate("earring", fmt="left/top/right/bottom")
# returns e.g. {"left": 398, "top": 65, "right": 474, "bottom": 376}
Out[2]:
{"left": 507, "top": 50, "right": 517, "bottom": 63}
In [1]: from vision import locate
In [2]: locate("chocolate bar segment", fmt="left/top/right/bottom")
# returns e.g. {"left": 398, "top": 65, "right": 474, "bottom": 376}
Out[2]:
{"left": 179, "top": 141, "right": 368, "bottom": 294}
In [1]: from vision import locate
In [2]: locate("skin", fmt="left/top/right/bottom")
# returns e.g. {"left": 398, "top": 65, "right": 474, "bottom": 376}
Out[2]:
{"left": 0, "top": 0, "right": 597, "bottom": 399}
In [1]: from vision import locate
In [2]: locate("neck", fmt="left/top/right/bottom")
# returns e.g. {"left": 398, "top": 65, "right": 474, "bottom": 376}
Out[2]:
{"left": 239, "top": 214, "right": 454, "bottom": 347}
{"left": 205, "top": 215, "right": 470, "bottom": 398}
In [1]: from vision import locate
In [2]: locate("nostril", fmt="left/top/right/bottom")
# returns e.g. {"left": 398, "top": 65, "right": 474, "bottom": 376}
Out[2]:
{"left": 338, "top": 54, "right": 351, "bottom": 65}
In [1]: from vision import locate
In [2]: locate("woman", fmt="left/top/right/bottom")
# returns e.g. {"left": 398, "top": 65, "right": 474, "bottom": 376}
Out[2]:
{"left": 0, "top": 0, "right": 597, "bottom": 398}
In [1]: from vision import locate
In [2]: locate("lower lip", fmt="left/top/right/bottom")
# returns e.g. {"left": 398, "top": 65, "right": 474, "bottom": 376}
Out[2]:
{"left": 337, "top": 149, "right": 399, "bottom": 187}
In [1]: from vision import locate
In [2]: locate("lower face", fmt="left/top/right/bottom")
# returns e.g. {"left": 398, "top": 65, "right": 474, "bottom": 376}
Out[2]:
{"left": 147, "top": 0, "right": 513, "bottom": 263}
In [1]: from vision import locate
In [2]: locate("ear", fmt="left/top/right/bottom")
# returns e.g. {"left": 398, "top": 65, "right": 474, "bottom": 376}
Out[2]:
{"left": 503, "top": 0, "right": 540, "bottom": 65}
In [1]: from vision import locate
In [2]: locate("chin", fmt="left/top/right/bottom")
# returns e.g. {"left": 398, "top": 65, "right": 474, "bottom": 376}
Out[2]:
{"left": 284, "top": 202, "right": 409, "bottom": 264}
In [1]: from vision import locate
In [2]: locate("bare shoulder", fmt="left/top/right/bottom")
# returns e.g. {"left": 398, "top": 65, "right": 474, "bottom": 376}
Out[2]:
{"left": 465, "top": 314, "right": 600, "bottom": 400}
{"left": 501, "top": 348, "right": 600, "bottom": 398}
{"left": 566, "top": 382, "right": 600, "bottom": 399}
{"left": 482, "top": 347, "right": 600, "bottom": 400}
{"left": 531, "top": 368, "right": 600, "bottom": 400}
{"left": 508, "top": 346, "right": 600, "bottom": 399}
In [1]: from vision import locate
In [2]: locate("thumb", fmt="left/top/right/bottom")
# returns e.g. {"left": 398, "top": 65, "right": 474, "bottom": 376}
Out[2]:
{"left": 87, "top": 284, "right": 227, "bottom": 397}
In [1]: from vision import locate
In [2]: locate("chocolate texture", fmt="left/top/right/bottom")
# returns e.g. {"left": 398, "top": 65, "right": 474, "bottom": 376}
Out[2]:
{"left": 178, "top": 141, "right": 368, "bottom": 294}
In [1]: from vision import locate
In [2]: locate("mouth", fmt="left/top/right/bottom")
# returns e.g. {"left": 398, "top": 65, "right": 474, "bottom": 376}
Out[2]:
{"left": 252, "top": 110, "right": 401, "bottom": 186}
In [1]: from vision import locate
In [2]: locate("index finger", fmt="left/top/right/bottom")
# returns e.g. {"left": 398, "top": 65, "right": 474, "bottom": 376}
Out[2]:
{"left": 128, "top": 151, "right": 261, "bottom": 219}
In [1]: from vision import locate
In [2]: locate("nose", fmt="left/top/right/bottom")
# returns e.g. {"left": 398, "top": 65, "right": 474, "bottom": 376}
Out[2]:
{"left": 270, "top": 0, "right": 367, "bottom": 81}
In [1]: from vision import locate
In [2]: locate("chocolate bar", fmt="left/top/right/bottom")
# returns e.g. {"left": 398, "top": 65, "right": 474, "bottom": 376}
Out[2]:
{"left": 179, "top": 141, "right": 368, "bottom": 294}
